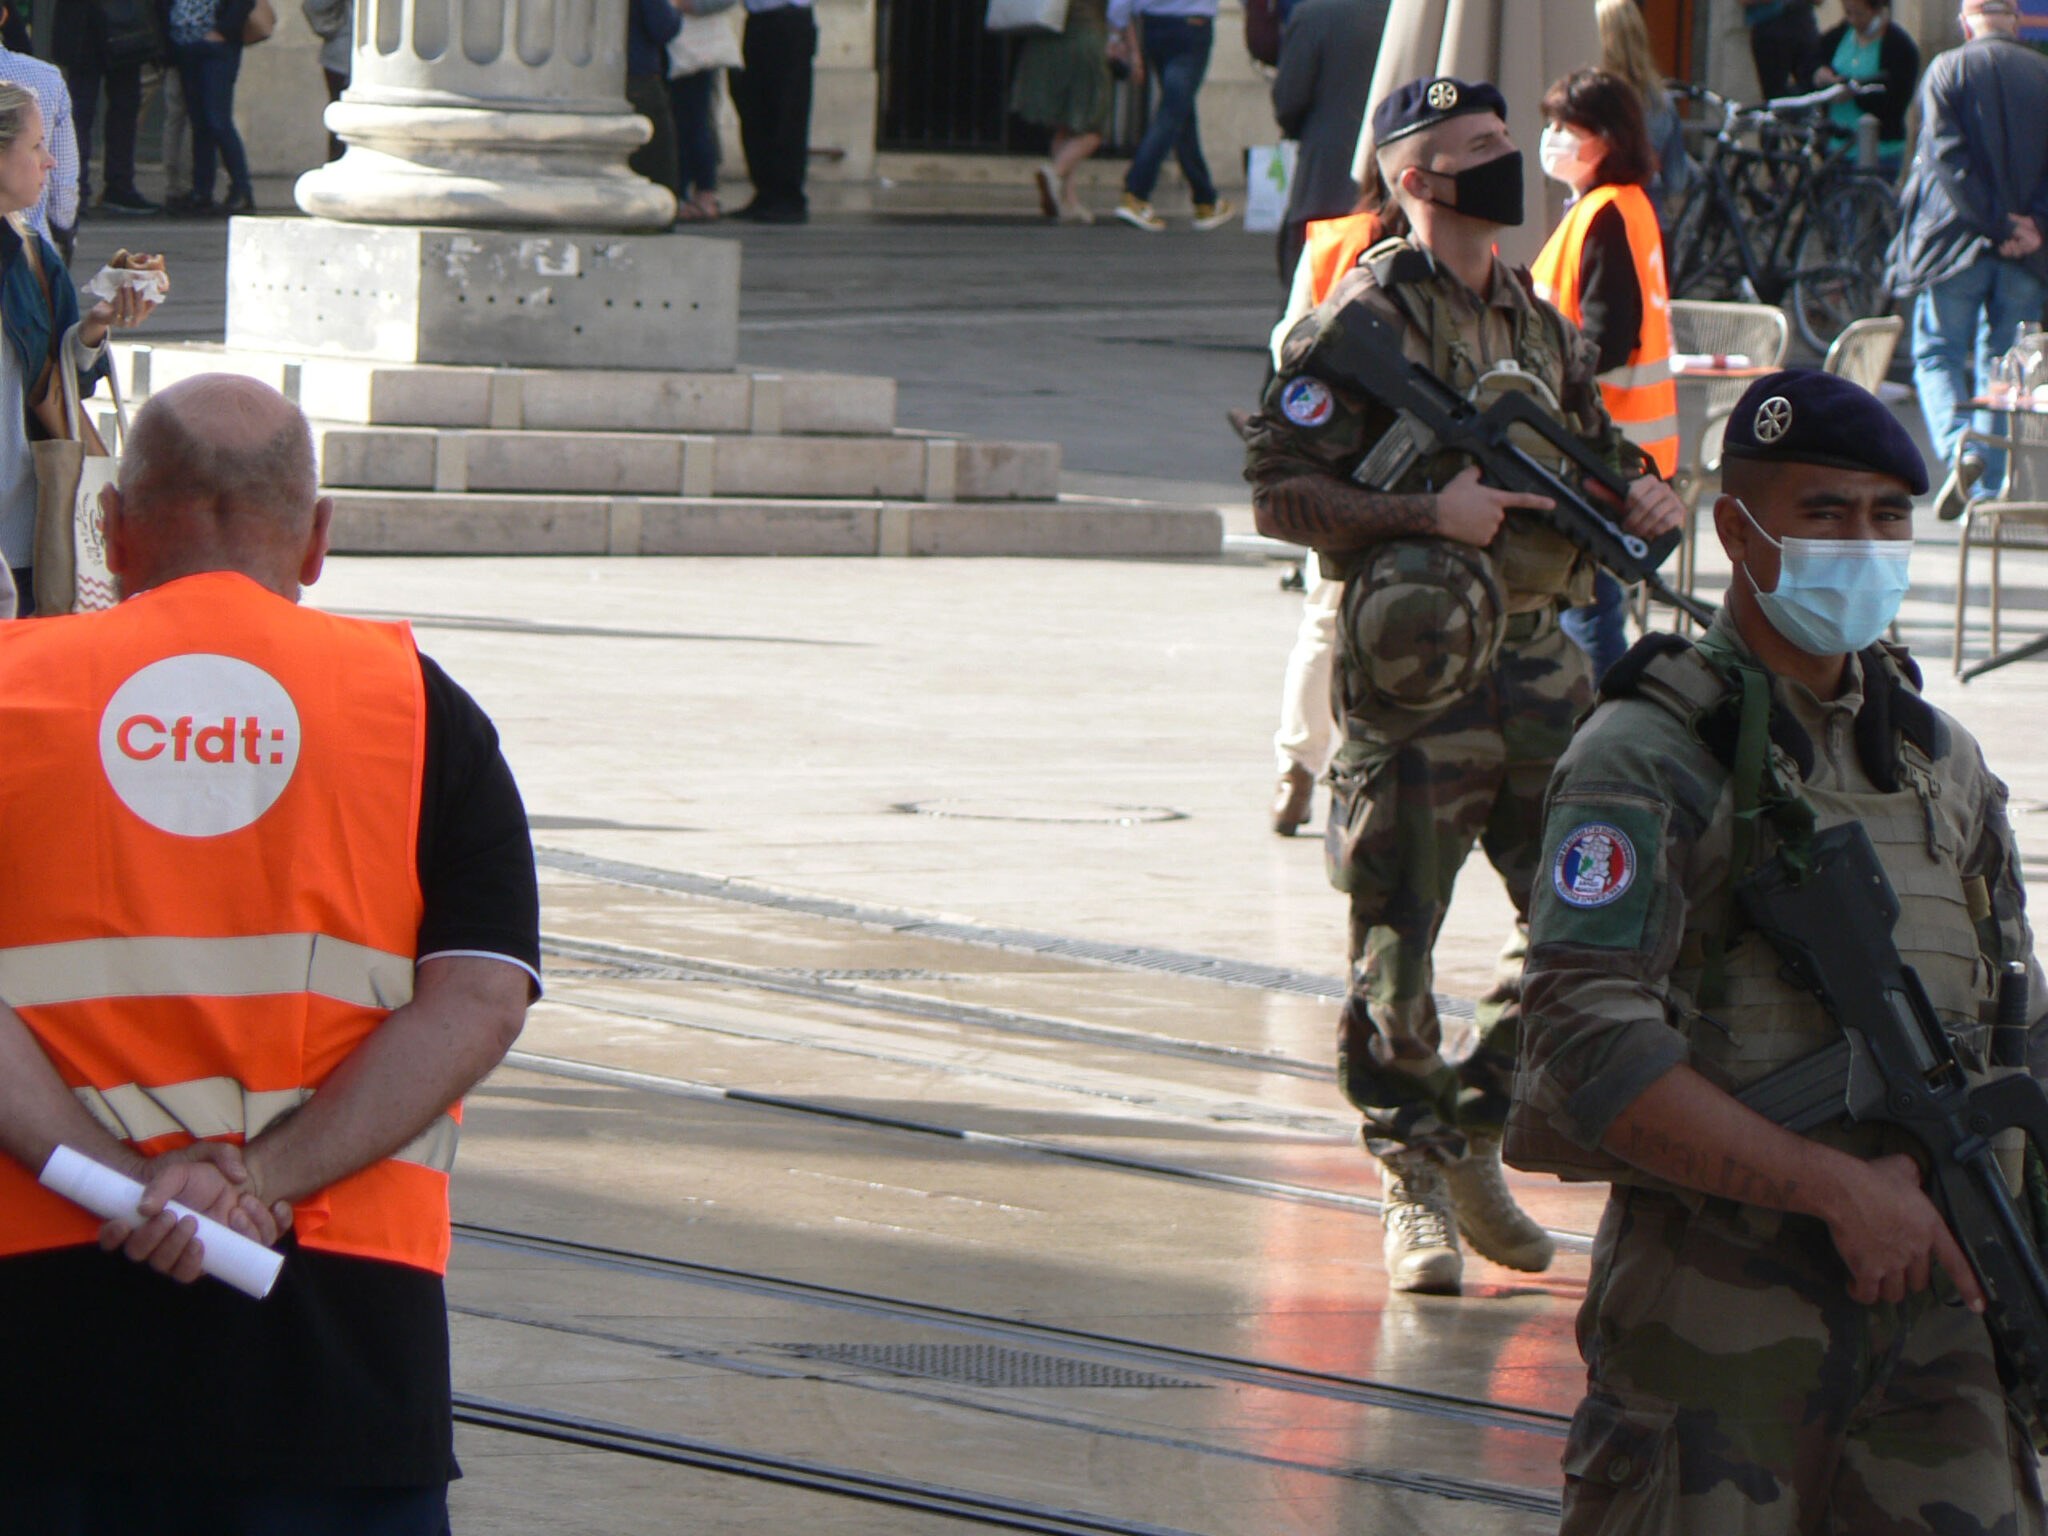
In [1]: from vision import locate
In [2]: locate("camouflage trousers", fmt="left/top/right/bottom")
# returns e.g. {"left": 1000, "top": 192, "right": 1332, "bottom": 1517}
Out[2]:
{"left": 1562, "top": 1186, "right": 2047, "bottom": 1536}
{"left": 1327, "top": 612, "right": 1591, "bottom": 1161}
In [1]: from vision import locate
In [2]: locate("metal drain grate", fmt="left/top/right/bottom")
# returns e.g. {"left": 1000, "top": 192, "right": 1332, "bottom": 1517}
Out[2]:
{"left": 770, "top": 1342, "right": 1202, "bottom": 1390}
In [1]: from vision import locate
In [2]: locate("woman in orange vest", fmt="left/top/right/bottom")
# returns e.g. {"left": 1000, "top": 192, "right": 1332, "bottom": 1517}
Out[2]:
{"left": 1531, "top": 66, "right": 1679, "bottom": 680}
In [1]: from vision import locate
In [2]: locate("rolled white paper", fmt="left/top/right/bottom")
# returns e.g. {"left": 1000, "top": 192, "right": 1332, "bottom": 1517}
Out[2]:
{"left": 39, "top": 1144, "right": 283, "bottom": 1300}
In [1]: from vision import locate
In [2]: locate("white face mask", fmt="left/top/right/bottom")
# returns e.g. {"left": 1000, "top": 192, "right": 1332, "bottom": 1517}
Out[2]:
{"left": 1538, "top": 124, "right": 1599, "bottom": 188}
{"left": 1735, "top": 498, "right": 1914, "bottom": 656}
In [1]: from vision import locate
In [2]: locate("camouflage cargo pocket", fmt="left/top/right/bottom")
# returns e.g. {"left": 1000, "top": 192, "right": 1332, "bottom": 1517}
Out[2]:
{"left": 1323, "top": 757, "right": 1373, "bottom": 895}
{"left": 1559, "top": 1391, "right": 1679, "bottom": 1536}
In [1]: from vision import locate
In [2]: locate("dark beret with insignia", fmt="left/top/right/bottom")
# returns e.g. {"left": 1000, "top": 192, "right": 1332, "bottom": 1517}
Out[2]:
{"left": 1722, "top": 368, "right": 1928, "bottom": 496}
{"left": 1372, "top": 77, "right": 1510, "bottom": 147}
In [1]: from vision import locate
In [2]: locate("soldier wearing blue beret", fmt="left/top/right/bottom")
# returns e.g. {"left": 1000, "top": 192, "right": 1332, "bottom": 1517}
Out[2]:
{"left": 1242, "top": 73, "right": 1687, "bottom": 1295}
{"left": 1511, "top": 370, "right": 2048, "bottom": 1530}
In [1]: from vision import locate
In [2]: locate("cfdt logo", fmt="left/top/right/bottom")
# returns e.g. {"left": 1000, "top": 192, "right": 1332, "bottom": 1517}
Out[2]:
{"left": 98, "top": 655, "right": 302, "bottom": 836}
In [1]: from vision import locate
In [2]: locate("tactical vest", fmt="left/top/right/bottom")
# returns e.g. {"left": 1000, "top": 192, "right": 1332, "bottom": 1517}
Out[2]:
{"left": 1614, "top": 636, "right": 2010, "bottom": 1177}
{"left": 1361, "top": 239, "right": 1596, "bottom": 613}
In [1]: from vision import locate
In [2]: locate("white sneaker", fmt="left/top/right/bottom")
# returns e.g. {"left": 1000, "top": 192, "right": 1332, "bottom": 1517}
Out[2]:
{"left": 1443, "top": 1134, "right": 1555, "bottom": 1272}
{"left": 1115, "top": 194, "right": 1167, "bottom": 233}
{"left": 1380, "top": 1152, "right": 1462, "bottom": 1295}
{"left": 1032, "top": 163, "right": 1059, "bottom": 219}
{"left": 1190, "top": 198, "right": 1236, "bottom": 231}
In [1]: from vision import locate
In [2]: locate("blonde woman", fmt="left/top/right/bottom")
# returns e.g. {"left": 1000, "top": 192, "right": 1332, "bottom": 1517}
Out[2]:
{"left": 1596, "top": 0, "right": 1694, "bottom": 225}
{"left": 0, "top": 82, "right": 154, "bottom": 615}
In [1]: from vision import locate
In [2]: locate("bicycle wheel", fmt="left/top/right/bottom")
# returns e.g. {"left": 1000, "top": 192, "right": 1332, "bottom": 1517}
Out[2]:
{"left": 1788, "top": 177, "right": 1901, "bottom": 353}
{"left": 1667, "top": 181, "right": 1742, "bottom": 301}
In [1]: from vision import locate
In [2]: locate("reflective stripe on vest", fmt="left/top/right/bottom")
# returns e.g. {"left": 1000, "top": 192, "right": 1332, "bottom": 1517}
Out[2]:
{"left": 72, "top": 1076, "right": 458, "bottom": 1173}
{"left": 1305, "top": 211, "right": 1385, "bottom": 305}
{"left": 1529, "top": 183, "right": 1679, "bottom": 479}
{"left": 0, "top": 572, "right": 441, "bottom": 1271}
{"left": 0, "top": 933, "right": 415, "bottom": 1010}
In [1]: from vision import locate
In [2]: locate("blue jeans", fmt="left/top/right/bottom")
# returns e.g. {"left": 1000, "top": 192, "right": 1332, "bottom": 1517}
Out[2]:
{"left": 1912, "top": 255, "right": 2048, "bottom": 494}
{"left": 1124, "top": 15, "right": 1217, "bottom": 206}
{"left": 1560, "top": 571, "right": 1629, "bottom": 683}
{"left": 0, "top": 1481, "right": 450, "bottom": 1535}
{"left": 173, "top": 38, "right": 251, "bottom": 203}
{"left": 668, "top": 69, "right": 721, "bottom": 198}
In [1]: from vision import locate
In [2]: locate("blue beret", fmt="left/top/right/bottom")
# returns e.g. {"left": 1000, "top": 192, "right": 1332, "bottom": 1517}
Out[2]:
{"left": 1721, "top": 369, "right": 1928, "bottom": 496}
{"left": 1371, "top": 77, "right": 1509, "bottom": 147}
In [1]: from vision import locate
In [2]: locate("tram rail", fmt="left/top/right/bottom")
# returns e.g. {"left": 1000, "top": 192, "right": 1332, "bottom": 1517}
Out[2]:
{"left": 453, "top": 1221, "right": 1570, "bottom": 1438}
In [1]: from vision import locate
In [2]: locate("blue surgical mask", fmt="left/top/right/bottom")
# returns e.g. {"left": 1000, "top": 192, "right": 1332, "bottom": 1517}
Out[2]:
{"left": 1736, "top": 499, "right": 1913, "bottom": 655}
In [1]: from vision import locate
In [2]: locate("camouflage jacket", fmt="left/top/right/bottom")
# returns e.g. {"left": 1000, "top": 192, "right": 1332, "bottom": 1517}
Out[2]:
{"left": 1507, "top": 610, "right": 2041, "bottom": 1187}
{"left": 1241, "top": 240, "right": 1645, "bottom": 598}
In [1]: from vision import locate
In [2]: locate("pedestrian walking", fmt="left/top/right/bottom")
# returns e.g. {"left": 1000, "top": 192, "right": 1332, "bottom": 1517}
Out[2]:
{"left": 51, "top": 0, "right": 162, "bottom": 215}
{"left": 0, "top": 372, "right": 538, "bottom": 1533}
{"left": 1245, "top": 75, "right": 1683, "bottom": 1294}
{"left": 1886, "top": 0, "right": 2048, "bottom": 519}
{"left": 1109, "top": 0, "right": 1233, "bottom": 232}
{"left": 166, "top": 0, "right": 257, "bottom": 215}
{"left": 1011, "top": 0, "right": 1113, "bottom": 225}
{"left": 1268, "top": 0, "right": 1388, "bottom": 283}
{"left": 729, "top": 0, "right": 815, "bottom": 224}
{"left": 1595, "top": 0, "right": 1692, "bottom": 228}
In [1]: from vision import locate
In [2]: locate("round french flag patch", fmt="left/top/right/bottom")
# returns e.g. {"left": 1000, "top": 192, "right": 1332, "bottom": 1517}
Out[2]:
{"left": 1553, "top": 822, "right": 1636, "bottom": 909}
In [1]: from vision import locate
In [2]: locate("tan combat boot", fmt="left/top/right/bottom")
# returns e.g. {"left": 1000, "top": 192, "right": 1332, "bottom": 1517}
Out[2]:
{"left": 1379, "top": 1151, "right": 1462, "bottom": 1295}
{"left": 1443, "top": 1133, "right": 1555, "bottom": 1273}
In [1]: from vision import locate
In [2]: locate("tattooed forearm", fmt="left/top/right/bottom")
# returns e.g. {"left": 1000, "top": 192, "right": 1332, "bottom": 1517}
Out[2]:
{"left": 1614, "top": 1119, "right": 1804, "bottom": 1211}
{"left": 1252, "top": 475, "right": 1436, "bottom": 550}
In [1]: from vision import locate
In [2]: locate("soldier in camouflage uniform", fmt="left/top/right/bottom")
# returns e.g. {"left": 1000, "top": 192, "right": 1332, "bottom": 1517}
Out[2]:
{"left": 1509, "top": 370, "right": 2048, "bottom": 1533}
{"left": 1243, "top": 76, "right": 1685, "bottom": 1294}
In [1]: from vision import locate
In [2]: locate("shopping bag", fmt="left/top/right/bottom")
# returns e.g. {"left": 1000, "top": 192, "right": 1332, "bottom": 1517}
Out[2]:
{"left": 985, "top": 0, "right": 1069, "bottom": 34}
{"left": 1243, "top": 143, "right": 1296, "bottom": 234}
{"left": 31, "top": 329, "right": 125, "bottom": 617}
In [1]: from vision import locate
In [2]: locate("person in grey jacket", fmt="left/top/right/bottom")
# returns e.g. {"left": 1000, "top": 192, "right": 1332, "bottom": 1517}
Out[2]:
{"left": 1268, "top": 0, "right": 1388, "bottom": 284}
{"left": 1886, "top": 0, "right": 2048, "bottom": 515}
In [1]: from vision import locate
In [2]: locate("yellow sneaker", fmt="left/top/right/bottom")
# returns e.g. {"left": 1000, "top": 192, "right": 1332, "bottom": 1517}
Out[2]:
{"left": 1191, "top": 198, "right": 1236, "bottom": 231}
{"left": 1115, "top": 193, "right": 1167, "bottom": 233}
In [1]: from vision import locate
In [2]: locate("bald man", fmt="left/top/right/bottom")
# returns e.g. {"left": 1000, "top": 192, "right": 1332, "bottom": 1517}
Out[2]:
{"left": 0, "top": 377, "right": 539, "bottom": 1535}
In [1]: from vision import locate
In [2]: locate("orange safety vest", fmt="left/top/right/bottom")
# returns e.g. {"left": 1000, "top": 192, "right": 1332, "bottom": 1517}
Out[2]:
{"left": 0, "top": 572, "right": 448, "bottom": 1272}
{"left": 1529, "top": 182, "right": 1679, "bottom": 478}
{"left": 1303, "top": 210, "right": 1385, "bottom": 305}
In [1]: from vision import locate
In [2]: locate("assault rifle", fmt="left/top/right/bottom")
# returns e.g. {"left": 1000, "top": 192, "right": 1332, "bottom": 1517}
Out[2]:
{"left": 1299, "top": 300, "right": 1716, "bottom": 627}
{"left": 1732, "top": 822, "right": 2048, "bottom": 1442}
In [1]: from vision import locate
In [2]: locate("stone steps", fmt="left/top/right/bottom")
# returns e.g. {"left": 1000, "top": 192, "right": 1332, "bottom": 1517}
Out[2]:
{"left": 121, "top": 344, "right": 898, "bottom": 436}
{"left": 108, "top": 344, "right": 1224, "bottom": 561}
{"left": 313, "top": 424, "right": 1061, "bottom": 502}
{"left": 327, "top": 491, "right": 1224, "bottom": 559}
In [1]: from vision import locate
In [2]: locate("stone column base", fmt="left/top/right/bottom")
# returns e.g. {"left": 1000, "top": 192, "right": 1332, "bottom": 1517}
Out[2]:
{"left": 296, "top": 102, "right": 676, "bottom": 231}
{"left": 226, "top": 218, "right": 739, "bottom": 371}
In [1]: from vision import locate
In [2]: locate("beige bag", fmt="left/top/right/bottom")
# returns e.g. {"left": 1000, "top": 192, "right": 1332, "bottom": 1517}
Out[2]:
{"left": 30, "top": 329, "right": 125, "bottom": 616}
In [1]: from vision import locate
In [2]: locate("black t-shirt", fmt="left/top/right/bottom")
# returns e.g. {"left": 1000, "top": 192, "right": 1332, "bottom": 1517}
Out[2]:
{"left": 0, "top": 651, "right": 539, "bottom": 1489}
{"left": 1576, "top": 199, "right": 1646, "bottom": 378}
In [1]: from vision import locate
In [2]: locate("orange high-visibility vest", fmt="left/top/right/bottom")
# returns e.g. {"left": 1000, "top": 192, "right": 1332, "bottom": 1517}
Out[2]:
{"left": 0, "top": 571, "right": 448, "bottom": 1272}
{"left": 1530, "top": 182, "right": 1679, "bottom": 478}
{"left": 1304, "top": 211, "right": 1385, "bottom": 305}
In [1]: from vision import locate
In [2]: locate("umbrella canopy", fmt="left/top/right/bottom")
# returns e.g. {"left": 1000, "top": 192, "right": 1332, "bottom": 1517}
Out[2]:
{"left": 1351, "top": 0, "right": 1602, "bottom": 266}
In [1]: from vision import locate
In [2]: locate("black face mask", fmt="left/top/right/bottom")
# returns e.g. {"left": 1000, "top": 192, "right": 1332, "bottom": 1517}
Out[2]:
{"left": 1437, "top": 148, "right": 1525, "bottom": 228}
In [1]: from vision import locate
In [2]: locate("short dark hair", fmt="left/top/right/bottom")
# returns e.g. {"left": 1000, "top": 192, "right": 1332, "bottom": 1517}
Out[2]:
{"left": 1541, "top": 68, "right": 1657, "bottom": 192}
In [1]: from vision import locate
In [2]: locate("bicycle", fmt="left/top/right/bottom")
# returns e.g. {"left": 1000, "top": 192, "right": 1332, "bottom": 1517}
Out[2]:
{"left": 1664, "top": 82, "right": 1901, "bottom": 355}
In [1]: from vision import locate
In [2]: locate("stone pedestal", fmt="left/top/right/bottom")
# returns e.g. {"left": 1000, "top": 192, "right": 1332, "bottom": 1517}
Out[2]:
{"left": 296, "top": 0, "right": 674, "bottom": 229}
{"left": 227, "top": 218, "right": 738, "bottom": 370}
